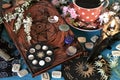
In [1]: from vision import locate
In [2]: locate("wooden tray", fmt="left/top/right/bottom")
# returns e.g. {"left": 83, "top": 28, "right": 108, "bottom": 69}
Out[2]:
{"left": 3, "top": 0, "right": 83, "bottom": 77}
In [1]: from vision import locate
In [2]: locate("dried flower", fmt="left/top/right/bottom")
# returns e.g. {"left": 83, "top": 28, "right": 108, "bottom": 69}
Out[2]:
{"left": 112, "top": 2, "right": 120, "bottom": 12}
{"left": 68, "top": 8, "right": 77, "bottom": 19}
{"left": 51, "top": 0, "right": 60, "bottom": 7}
{"left": 62, "top": 6, "right": 69, "bottom": 16}
{"left": 94, "top": 61, "right": 103, "bottom": 67}
{"left": 51, "top": 0, "right": 69, "bottom": 7}
{"left": 62, "top": 6, "right": 78, "bottom": 19}
{"left": 107, "top": 54, "right": 119, "bottom": 68}
{"left": 99, "top": 12, "right": 110, "bottom": 25}
{"left": 60, "top": 0, "right": 69, "bottom": 4}
{"left": 23, "top": 16, "right": 32, "bottom": 44}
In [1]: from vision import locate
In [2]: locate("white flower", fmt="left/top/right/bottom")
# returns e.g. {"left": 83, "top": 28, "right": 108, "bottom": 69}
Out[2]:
{"left": 112, "top": 2, "right": 120, "bottom": 12}
{"left": 60, "top": 0, "right": 69, "bottom": 4}
{"left": 108, "top": 11, "right": 116, "bottom": 16}
{"left": 4, "top": 14, "right": 9, "bottom": 22}
{"left": 8, "top": 13, "right": 16, "bottom": 21}
{"left": 101, "top": 75, "right": 108, "bottom": 80}
{"left": 23, "top": 17, "right": 32, "bottom": 27}
{"left": 18, "top": 13, "right": 24, "bottom": 19}
{"left": 99, "top": 12, "right": 110, "bottom": 25}
{"left": 27, "top": 36, "right": 32, "bottom": 41}
{"left": 22, "top": 1, "right": 30, "bottom": 8}
{"left": 23, "top": 16, "right": 32, "bottom": 44}
{"left": 15, "top": 22, "right": 21, "bottom": 31}
{"left": 97, "top": 68, "right": 105, "bottom": 76}
{"left": 17, "top": 18, "right": 22, "bottom": 23}
{"left": 62, "top": 6, "right": 69, "bottom": 16}
{"left": 97, "top": 68, "right": 108, "bottom": 80}
{"left": 15, "top": 7, "right": 22, "bottom": 13}
{"left": 115, "top": 16, "right": 120, "bottom": 24}
{"left": 94, "top": 61, "right": 103, "bottom": 67}
{"left": 109, "top": 58, "right": 119, "bottom": 68}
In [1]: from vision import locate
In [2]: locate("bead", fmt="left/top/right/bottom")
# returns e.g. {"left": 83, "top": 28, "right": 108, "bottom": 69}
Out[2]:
{"left": 39, "top": 60, "right": 45, "bottom": 66}
{"left": 46, "top": 50, "right": 53, "bottom": 56}
{"left": 35, "top": 44, "right": 41, "bottom": 50}
{"left": 32, "top": 60, "right": 38, "bottom": 65}
{"left": 45, "top": 57, "right": 51, "bottom": 62}
{"left": 29, "top": 48, "right": 35, "bottom": 53}
{"left": 42, "top": 45, "right": 48, "bottom": 51}
{"left": 28, "top": 54, "right": 34, "bottom": 60}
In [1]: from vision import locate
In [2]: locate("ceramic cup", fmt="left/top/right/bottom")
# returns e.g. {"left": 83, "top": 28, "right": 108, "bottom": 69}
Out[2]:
{"left": 72, "top": 0, "right": 109, "bottom": 22}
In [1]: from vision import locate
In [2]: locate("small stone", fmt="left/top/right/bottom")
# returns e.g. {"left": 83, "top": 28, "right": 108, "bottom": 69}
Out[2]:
{"left": 29, "top": 48, "right": 35, "bottom": 53}
{"left": 39, "top": 60, "right": 45, "bottom": 66}
{"left": 85, "top": 42, "right": 94, "bottom": 49}
{"left": 66, "top": 46, "right": 77, "bottom": 56}
{"left": 116, "top": 44, "right": 120, "bottom": 50}
{"left": 32, "top": 60, "right": 38, "bottom": 65}
{"left": 17, "top": 0, "right": 25, "bottom": 5}
{"left": 12, "top": 64, "right": 21, "bottom": 72}
{"left": 112, "top": 50, "right": 120, "bottom": 57}
{"left": 42, "top": 45, "right": 48, "bottom": 51}
{"left": 46, "top": 50, "right": 53, "bottom": 56}
{"left": 2, "top": 3, "right": 11, "bottom": 9}
{"left": 52, "top": 71, "right": 62, "bottom": 78}
{"left": 28, "top": 54, "right": 34, "bottom": 60}
{"left": 45, "top": 57, "right": 51, "bottom": 62}
{"left": 77, "top": 37, "right": 86, "bottom": 43}
{"left": 48, "top": 16, "right": 59, "bottom": 23}
{"left": 90, "top": 35, "right": 99, "bottom": 43}
{"left": 35, "top": 44, "right": 41, "bottom": 50}
{"left": 41, "top": 72, "right": 50, "bottom": 80}
{"left": 59, "top": 24, "right": 70, "bottom": 32}
{"left": 17, "top": 69, "right": 28, "bottom": 77}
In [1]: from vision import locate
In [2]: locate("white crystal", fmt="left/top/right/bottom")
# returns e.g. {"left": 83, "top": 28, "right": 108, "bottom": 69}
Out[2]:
{"left": 52, "top": 71, "right": 62, "bottom": 78}
{"left": 12, "top": 64, "right": 21, "bottom": 72}
{"left": 17, "top": 69, "right": 28, "bottom": 77}
{"left": 90, "top": 35, "right": 99, "bottom": 43}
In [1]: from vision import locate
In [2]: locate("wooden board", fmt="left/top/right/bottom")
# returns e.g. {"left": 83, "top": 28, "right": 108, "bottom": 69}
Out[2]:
{"left": 3, "top": 0, "right": 83, "bottom": 77}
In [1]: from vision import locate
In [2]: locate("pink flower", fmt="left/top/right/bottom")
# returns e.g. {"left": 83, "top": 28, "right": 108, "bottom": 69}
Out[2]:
{"left": 62, "top": 6, "right": 78, "bottom": 19}
{"left": 68, "top": 8, "right": 77, "bottom": 19}
{"left": 62, "top": 6, "right": 69, "bottom": 16}
{"left": 51, "top": 0, "right": 60, "bottom": 7}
